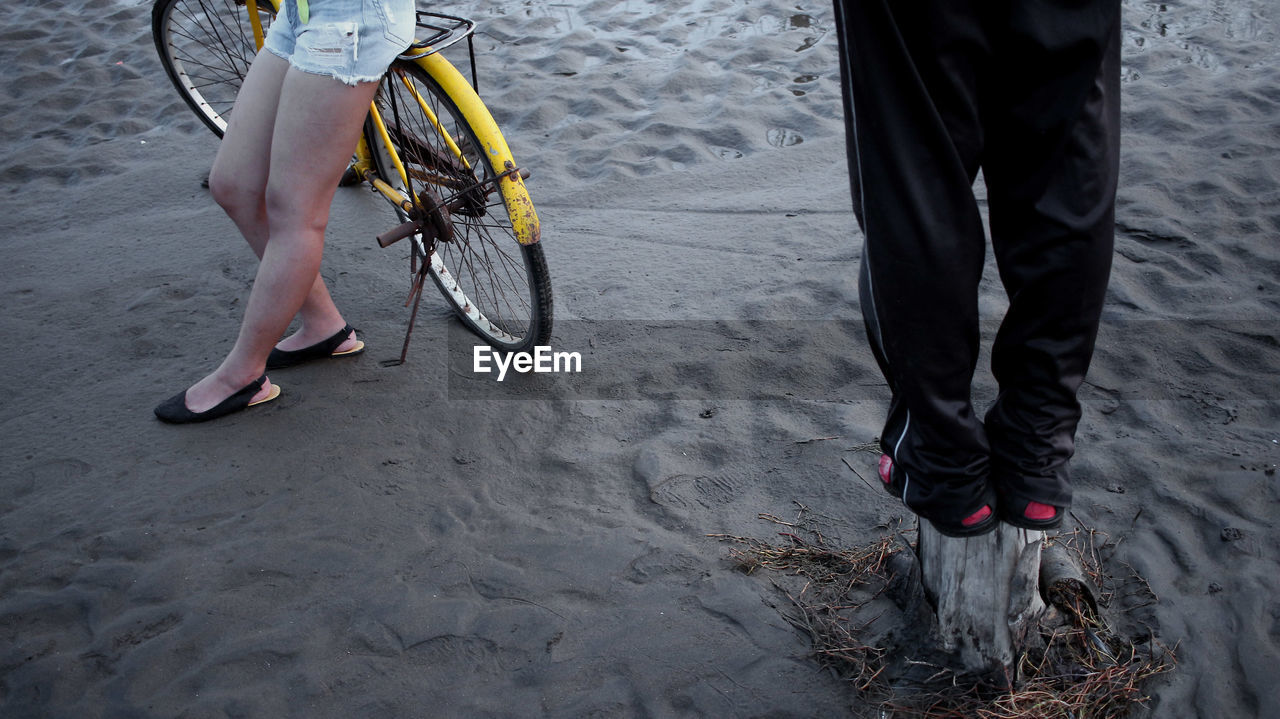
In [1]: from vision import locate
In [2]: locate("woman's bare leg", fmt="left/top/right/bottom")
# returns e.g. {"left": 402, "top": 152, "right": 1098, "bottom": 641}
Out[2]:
{"left": 207, "top": 54, "right": 358, "bottom": 365}
{"left": 183, "top": 64, "right": 380, "bottom": 412}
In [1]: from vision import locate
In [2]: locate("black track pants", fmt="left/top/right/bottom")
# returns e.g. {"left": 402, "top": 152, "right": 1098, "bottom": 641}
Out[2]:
{"left": 833, "top": 0, "right": 1121, "bottom": 525}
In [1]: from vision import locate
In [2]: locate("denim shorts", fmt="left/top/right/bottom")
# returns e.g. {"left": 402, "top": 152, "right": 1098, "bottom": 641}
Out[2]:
{"left": 263, "top": 0, "right": 417, "bottom": 85}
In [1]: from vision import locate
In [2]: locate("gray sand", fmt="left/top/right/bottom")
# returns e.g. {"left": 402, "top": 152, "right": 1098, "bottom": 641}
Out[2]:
{"left": 2, "top": 0, "right": 1278, "bottom": 716}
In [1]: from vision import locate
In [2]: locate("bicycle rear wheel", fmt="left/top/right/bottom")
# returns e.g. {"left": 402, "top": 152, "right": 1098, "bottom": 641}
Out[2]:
{"left": 152, "top": 0, "right": 275, "bottom": 137}
{"left": 367, "top": 59, "right": 552, "bottom": 353}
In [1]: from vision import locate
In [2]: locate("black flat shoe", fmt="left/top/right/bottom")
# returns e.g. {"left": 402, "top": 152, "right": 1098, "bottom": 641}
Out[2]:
{"left": 154, "top": 375, "right": 279, "bottom": 424}
{"left": 266, "top": 324, "right": 364, "bottom": 370}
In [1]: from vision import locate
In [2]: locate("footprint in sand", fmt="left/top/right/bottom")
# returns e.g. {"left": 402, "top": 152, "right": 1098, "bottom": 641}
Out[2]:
{"left": 766, "top": 127, "right": 804, "bottom": 148}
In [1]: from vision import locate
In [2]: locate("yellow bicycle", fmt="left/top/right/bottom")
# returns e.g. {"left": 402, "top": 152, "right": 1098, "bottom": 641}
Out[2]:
{"left": 151, "top": 0, "right": 552, "bottom": 362}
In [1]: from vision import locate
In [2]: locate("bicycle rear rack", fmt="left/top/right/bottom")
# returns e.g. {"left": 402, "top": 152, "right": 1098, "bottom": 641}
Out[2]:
{"left": 400, "top": 12, "right": 479, "bottom": 90}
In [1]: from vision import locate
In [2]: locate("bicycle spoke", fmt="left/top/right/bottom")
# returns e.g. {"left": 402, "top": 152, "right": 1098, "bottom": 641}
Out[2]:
{"left": 398, "top": 73, "right": 471, "bottom": 172}
{"left": 365, "top": 57, "right": 547, "bottom": 348}
{"left": 195, "top": 0, "right": 254, "bottom": 70}
{"left": 157, "top": 0, "right": 274, "bottom": 135}
{"left": 182, "top": 0, "right": 240, "bottom": 71}
{"left": 447, "top": 223, "right": 530, "bottom": 331}
{"left": 168, "top": 46, "right": 246, "bottom": 75}
{"left": 171, "top": 60, "right": 243, "bottom": 85}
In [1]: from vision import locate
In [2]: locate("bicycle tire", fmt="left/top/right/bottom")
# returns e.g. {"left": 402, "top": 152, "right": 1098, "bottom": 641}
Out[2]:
{"left": 366, "top": 59, "right": 552, "bottom": 353}
{"left": 152, "top": 0, "right": 276, "bottom": 137}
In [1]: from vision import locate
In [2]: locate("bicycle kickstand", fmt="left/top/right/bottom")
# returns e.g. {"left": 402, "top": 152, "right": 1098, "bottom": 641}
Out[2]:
{"left": 381, "top": 265, "right": 430, "bottom": 367}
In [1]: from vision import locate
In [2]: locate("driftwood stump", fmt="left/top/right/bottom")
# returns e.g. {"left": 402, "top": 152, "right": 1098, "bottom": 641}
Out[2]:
{"left": 917, "top": 522, "right": 1046, "bottom": 677}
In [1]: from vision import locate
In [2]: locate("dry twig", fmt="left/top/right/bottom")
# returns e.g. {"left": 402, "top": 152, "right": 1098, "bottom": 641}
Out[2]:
{"left": 713, "top": 510, "right": 1174, "bottom": 718}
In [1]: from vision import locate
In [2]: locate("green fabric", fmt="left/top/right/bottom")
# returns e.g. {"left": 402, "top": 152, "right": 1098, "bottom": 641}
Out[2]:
{"left": 297, "top": 0, "right": 309, "bottom": 24}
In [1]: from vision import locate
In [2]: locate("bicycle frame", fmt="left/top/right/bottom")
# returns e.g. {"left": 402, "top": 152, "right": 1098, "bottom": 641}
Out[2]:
{"left": 242, "top": 0, "right": 539, "bottom": 245}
